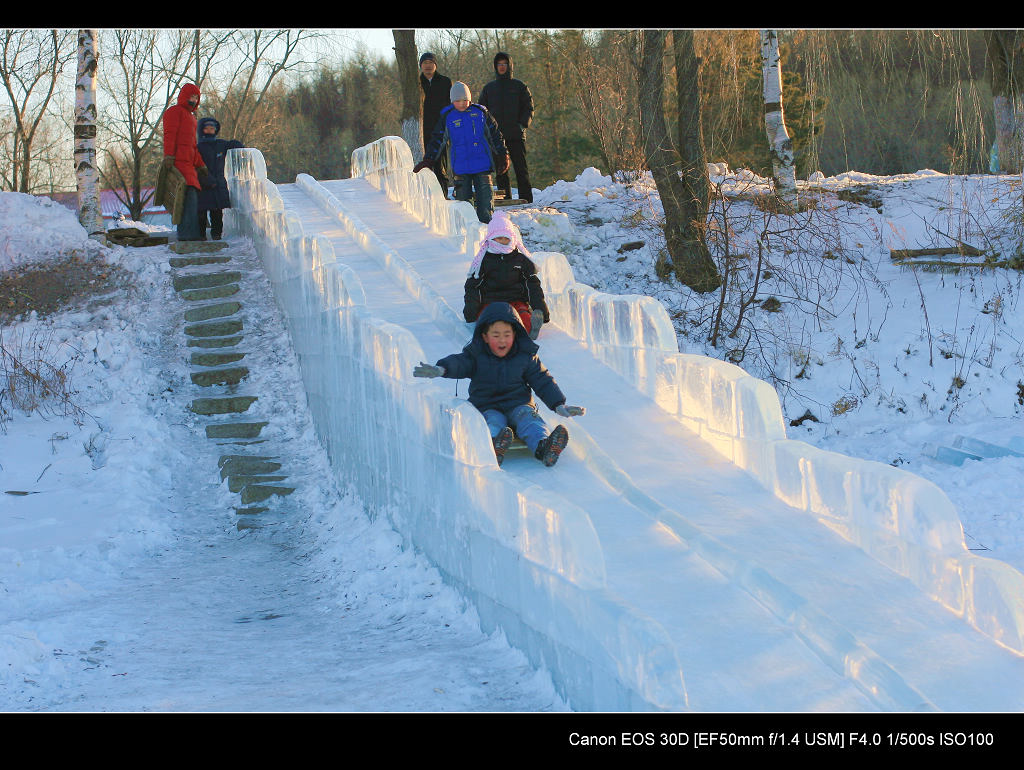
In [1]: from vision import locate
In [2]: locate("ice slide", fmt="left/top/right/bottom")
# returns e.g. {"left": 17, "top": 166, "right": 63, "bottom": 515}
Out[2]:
{"left": 224, "top": 138, "right": 1024, "bottom": 712}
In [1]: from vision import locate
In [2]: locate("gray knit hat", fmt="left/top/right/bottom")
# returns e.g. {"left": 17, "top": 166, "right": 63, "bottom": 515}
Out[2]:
{"left": 449, "top": 81, "right": 471, "bottom": 102}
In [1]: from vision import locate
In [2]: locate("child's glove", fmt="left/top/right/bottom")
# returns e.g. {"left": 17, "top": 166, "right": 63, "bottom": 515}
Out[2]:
{"left": 413, "top": 159, "right": 433, "bottom": 173}
{"left": 413, "top": 362, "right": 445, "bottom": 378}
{"left": 555, "top": 404, "right": 585, "bottom": 417}
{"left": 162, "top": 155, "right": 176, "bottom": 170}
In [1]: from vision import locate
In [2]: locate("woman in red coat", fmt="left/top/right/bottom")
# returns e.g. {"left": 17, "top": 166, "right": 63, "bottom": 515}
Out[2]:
{"left": 162, "top": 83, "right": 208, "bottom": 241}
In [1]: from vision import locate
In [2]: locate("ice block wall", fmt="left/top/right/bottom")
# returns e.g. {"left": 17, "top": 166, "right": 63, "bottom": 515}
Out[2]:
{"left": 225, "top": 146, "right": 690, "bottom": 710}
{"left": 342, "top": 138, "right": 1024, "bottom": 656}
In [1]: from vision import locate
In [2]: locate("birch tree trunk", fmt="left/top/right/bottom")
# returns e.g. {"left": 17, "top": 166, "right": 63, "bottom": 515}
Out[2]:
{"left": 75, "top": 29, "right": 104, "bottom": 240}
{"left": 986, "top": 30, "right": 1022, "bottom": 174}
{"left": 637, "top": 30, "right": 720, "bottom": 293}
{"left": 392, "top": 29, "right": 423, "bottom": 161}
{"left": 760, "top": 30, "right": 798, "bottom": 210}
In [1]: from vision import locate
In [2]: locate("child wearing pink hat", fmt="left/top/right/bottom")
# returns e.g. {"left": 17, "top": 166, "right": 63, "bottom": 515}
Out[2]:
{"left": 463, "top": 212, "right": 549, "bottom": 339}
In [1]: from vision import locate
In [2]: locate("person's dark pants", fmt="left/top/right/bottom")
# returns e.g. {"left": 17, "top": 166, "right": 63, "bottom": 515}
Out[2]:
{"left": 422, "top": 134, "right": 450, "bottom": 197}
{"left": 496, "top": 134, "right": 532, "bottom": 202}
{"left": 199, "top": 208, "right": 224, "bottom": 240}
{"left": 177, "top": 186, "right": 201, "bottom": 241}
{"left": 454, "top": 172, "right": 493, "bottom": 224}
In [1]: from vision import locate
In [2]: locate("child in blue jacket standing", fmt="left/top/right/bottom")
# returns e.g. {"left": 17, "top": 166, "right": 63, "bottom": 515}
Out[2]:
{"left": 414, "top": 81, "right": 510, "bottom": 224}
{"left": 413, "top": 302, "right": 585, "bottom": 466}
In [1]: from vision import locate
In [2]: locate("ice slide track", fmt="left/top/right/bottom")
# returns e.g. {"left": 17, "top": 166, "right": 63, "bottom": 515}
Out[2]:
{"left": 227, "top": 142, "right": 1024, "bottom": 712}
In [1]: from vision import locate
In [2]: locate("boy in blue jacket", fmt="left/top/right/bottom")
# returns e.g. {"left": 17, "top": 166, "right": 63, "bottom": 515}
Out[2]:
{"left": 413, "top": 302, "right": 585, "bottom": 466}
{"left": 413, "top": 81, "right": 510, "bottom": 224}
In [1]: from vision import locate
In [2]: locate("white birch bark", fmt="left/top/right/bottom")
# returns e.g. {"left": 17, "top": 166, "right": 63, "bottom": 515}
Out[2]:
{"left": 760, "top": 30, "right": 798, "bottom": 209}
{"left": 74, "top": 29, "right": 104, "bottom": 240}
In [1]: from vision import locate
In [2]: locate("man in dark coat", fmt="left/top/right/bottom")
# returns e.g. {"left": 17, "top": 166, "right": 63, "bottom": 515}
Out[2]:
{"left": 195, "top": 117, "right": 242, "bottom": 240}
{"left": 478, "top": 52, "right": 534, "bottom": 203}
{"left": 162, "top": 83, "right": 209, "bottom": 241}
{"left": 418, "top": 52, "right": 452, "bottom": 196}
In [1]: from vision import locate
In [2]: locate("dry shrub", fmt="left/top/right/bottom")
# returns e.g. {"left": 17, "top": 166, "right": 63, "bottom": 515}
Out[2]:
{"left": 0, "top": 326, "right": 84, "bottom": 431}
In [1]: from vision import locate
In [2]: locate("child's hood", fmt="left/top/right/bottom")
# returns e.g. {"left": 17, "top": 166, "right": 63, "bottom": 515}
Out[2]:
{"left": 469, "top": 212, "right": 531, "bottom": 277}
{"left": 197, "top": 116, "right": 221, "bottom": 138}
{"left": 472, "top": 302, "right": 537, "bottom": 355}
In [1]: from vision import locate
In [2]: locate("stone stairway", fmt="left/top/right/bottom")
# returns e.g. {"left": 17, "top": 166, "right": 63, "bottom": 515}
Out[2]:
{"left": 169, "top": 245, "right": 296, "bottom": 528}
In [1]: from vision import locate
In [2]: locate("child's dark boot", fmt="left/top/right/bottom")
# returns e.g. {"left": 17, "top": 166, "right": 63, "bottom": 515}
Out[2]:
{"left": 535, "top": 425, "right": 569, "bottom": 467}
{"left": 493, "top": 426, "right": 514, "bottom": 466}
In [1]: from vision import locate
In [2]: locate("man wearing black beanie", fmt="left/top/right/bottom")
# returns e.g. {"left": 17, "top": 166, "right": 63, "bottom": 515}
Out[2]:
{"left": 419, "top": 52, "right": 453, "bottom": 196}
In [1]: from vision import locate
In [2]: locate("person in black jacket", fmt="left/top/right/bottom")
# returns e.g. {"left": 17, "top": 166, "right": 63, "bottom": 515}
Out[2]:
{"left": 418, "top": 52, "right": 452, "bottom": 196}
{"left": 463, "top": 211, "right": 549, "bottom": 339}
{"left": 413, "top": 302, "right": 585, "bottom": 467}
{"left": 195, "top": 117, "right": 242, "bottom": 240}
{"left": 478, "top": 52, "right": 534, "bottom": 203}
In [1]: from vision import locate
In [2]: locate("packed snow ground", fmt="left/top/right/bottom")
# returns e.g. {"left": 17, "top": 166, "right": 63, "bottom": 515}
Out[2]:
{"left": 3, "top": 163, "right": 1024, "bottom": 711}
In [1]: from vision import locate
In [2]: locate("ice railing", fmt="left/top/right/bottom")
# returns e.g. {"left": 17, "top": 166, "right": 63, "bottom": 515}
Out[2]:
{"left": 224, "top": 146, "right": 690, "bottom": 711}
{"left": 345, "top": 137, "right": 1024, "bottom": 656}
{"left": 350, "top": 135, "right": 485, "bottom": 256}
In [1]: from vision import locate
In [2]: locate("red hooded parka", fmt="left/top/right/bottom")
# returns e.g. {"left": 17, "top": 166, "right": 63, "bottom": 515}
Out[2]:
{"left": 163, "top": 83, "right": 206, "bottom": 189}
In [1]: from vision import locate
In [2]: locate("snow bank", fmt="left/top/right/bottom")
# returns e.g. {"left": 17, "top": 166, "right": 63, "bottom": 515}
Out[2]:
{"left": 0, "top": 192, "right": 104, "bottom": 272}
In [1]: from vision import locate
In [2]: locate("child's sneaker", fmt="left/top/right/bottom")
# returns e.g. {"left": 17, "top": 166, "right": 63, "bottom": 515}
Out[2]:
{"left": 492, "top": 426, "right": 514, "bottom": 466}
{"left": 535, "top": 425, "right": 569, "bottom": 467}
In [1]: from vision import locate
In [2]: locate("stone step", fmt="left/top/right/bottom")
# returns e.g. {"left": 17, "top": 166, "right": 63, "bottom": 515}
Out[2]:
{"left": 172, "top": 271, "right": 242, "bottom": 292}
{"left": 189, "top": 395, "right": 257, "bottom": 415}
{"left": 188, "top": 335, "right": 244, "bottom": 349}
{"left": 219, "top": 458, "right": 282, "bottom": 480}
{"left": 190, "top": 366, "right": 249, "bottom": 387}
{"left": 191, "top": 351, "right": 246, "bottom": 367}
{"left": 204, "top": 421, "right": 266, "bottom": 439}
{"left": 170, "top": 240, "right": 230, "bottom": 254}
{"left": 179, "top": 284, "right": 240, "bottom": 302}
{"left": 241, "top": 484, "right": 295, "bottom": 504}
{"left": 185, "top": 319, "right": 243, "bottom": 338}
{"left": 184, "top": 301, "right": 242, "bottom": 323}
{"left": 216, "top": 439, "right": 267, "bottom": 446}
{"left": 169, "top": 255, "right": 232, "bottom": 268}
{"left": 235, "top": 506, "right": 270, "bottom": 516}
{"left": 227, "top": 474, "right": 288, "bottom": 493}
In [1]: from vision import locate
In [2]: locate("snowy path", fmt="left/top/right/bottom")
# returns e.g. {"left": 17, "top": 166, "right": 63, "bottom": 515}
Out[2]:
{"left": 273, "top": 177, "right": 1024, "bottom": 712}
{"left": 1, "top": 240, "right": 566, "bottom": 712}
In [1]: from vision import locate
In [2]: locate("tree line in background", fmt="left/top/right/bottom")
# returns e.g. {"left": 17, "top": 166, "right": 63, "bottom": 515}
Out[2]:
{"left": 0, "top": 29, "right": 1018, "bottom": 212}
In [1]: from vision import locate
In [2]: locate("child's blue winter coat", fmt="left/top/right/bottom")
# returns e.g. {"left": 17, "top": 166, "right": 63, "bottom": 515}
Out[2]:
{"left": 424, "top": 103, "right": 506, "bottom": 176}
{"left": 436, "top": 302, "right": 565, "bottom": 414}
